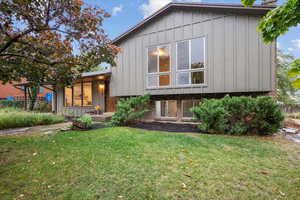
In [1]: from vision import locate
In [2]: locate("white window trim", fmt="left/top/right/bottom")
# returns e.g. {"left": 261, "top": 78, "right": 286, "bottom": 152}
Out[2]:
{"left": 146, "top": 44, "right": 172, "bottom": 89}
{"left": 176, "top": 37, "right": 206, "bottom": 86}
{"left": 155, "top": 100, "right": 178, "bottom": 119}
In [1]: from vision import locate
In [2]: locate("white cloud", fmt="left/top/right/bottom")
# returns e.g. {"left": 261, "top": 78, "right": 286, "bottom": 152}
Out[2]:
{"left": 288, "top": 48, "right": 294, "bottom": 51}
{"left": 292, "top": 39, "right": 300, "bottom": 49}
{"left": 140, "top": 0, "right": 202, "bottom": 18}
{"left": 112, "top": 5, "right": 123, "bottom": 16}
{"left": 140, "top": 0, "right": 171, "bottom": 18}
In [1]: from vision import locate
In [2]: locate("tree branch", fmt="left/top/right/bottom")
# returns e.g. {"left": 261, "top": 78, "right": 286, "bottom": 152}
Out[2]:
{"left": 0, "top": 29, "right": 33, "bottom": 54}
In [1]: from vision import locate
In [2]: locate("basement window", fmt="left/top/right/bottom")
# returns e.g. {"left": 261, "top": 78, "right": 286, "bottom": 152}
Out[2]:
{"left": 182, "top": 100, "right": 200, "bottom": 118}
{"left": 155, "top": 100, "right": 177, "bottom": 118}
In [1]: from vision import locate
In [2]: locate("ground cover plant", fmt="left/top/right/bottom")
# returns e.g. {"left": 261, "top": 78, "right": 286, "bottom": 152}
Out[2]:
{"left": 0, "top": 127, "right": 299, "bottom": 199}
{"left": 0, "top": 108, "right": 65, "bottom": 130}
{"left": 191, "top": 96, "right": 284, "bottom": 135}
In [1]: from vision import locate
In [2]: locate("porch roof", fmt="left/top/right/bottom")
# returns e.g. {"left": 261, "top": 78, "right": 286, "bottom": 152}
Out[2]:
{"left": 13, "top": 69, "right": 112, "bottom": 87}
{"left": 82, "top": 69, "right": 111, "bottom": 78}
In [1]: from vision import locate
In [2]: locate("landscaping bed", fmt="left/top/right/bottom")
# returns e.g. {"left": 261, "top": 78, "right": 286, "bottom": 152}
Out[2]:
{"left": 128, "top": 121, "right": 199, "bottom": 133}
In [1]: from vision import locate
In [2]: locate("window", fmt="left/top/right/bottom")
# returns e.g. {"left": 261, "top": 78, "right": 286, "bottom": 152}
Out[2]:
{"left": 64, "top": 82, "right": 92, "bottom": 107}
{"left": 147, "top": 45, "right": 170, "bottom": 88}
{"left": 155, "top": 100, "right": 177, "bottom": 118}
{"left": 177, "top": 37, "right": 205, "bottom": 85}
{"left": 73, "top": 83, "right": 82, "bottom": 106}
{"left": 65, "top": 87, "right": 72, "bottom": 107}
{"left": 182, "top": 100, "right": 200, "bottom": 118}
{"left": 83, "top": 82, "right": 92, "bottom": 106}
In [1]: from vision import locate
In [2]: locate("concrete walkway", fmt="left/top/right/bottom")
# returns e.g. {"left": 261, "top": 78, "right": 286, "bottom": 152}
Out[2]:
{"left": 0, "top": 122, "right": 72, "bottom": 137}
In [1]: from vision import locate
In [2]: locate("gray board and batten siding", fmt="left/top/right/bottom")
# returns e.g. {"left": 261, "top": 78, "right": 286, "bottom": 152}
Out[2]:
{"left": 110, "top": 5, "right": 276, "bottom": 97}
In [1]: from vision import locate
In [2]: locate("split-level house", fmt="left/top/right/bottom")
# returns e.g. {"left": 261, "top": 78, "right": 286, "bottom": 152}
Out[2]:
{"left": 54, "top": 2, "right": 277, "bottom": 121}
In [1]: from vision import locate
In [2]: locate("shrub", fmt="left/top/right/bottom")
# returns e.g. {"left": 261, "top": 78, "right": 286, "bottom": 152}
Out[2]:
{"left": 0, "top": 108, "right": 65, "bottom": 130}
{"left": 191, "top": 95, "right": 284, "bottom": 136}
{"left": 111, "top": 94, "right": 150, "bottom": 126}
{"left": 74, "top": 114, "right": 93, "bottom": 129}
{"left": 0, "top": 100, "right": 23, "bottom": 108}
{"left": 34, "top": 101, "right": 52, "bottom": 112}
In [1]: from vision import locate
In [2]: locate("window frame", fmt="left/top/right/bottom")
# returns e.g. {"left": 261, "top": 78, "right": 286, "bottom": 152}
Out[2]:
{"left": 181, "top": 99, "right": 201, "bottom": 120}
{"left": 146, "top": 44, "right": 172, "bottom": 89}
{"left": 176, "top": 37, "right": 206, "bottom": 86}
{"left": 64, "top": 81, "right": 93, "bottom": 107}
{"left": 155, "top": 100, "right": 178, "bottom": 119}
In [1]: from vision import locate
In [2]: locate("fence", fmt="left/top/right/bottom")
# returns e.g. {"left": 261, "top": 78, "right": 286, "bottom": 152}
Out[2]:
{"left": 0, "top": 98, "right": 52, "bottom": 112}
{"left": 280, "top": 104, "right": 300, "bottom": 114}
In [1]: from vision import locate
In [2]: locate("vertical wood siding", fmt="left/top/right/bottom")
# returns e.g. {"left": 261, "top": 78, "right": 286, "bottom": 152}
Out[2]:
{"left": 110, "top": 8, "right": 275, "bottom": 96}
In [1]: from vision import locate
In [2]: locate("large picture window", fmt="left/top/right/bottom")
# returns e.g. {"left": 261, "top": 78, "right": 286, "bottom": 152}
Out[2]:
{"left": 147, "top": 45, "right": 170, "bottom": 88}
{"left": 64, "top": 82, "right": 92, "bottom": 107}
{"left": 177, "top": 37, "right": 205, "bottom": 85}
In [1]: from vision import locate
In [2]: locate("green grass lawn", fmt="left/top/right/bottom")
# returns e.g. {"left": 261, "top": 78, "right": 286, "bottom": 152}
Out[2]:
{"left": 1, "top": 127, "right": 300, "bottom": 200}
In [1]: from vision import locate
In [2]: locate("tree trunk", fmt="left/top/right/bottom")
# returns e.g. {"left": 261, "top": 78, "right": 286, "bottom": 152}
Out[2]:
{"left": 28, "top": 86, "right": 39, "bottom": 111}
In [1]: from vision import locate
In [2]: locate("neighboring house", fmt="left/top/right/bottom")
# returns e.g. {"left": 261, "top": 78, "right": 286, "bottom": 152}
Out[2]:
{"left": 55, "top": 2, "right": 277, "bottom": 121}
{"left": 0, "top": 81, "right": 51, "bottom": 100}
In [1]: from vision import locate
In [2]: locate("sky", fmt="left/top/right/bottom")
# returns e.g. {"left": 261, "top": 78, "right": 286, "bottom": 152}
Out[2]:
{"left": 84, "top": 0, "right": 300, "bottom": 59}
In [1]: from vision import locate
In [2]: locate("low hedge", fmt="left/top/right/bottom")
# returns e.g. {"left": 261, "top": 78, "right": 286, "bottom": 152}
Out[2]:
{"left": 191, "top": 96, "right": 284, "bottom": 136}
{"left": 0, "top": 100, "right": 23, "bottom": 108}
{"left": 0, "top": 108, "right": 65, "bottom": 130}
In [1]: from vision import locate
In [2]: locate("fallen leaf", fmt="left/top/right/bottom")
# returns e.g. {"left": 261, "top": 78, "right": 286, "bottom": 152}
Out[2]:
{"left": 260, "top": 170, "right": 269, "bottom": 175}
{"left": 279, "top": 191, "right": 286, "bottom": 196}
{"left": 181, "top": 183, "right": 187, "bottom": 189}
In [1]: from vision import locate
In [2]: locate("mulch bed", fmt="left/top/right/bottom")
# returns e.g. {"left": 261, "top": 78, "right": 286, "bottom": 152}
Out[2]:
{"left": 128, "top": 121, "right": 200, "bottom": 133}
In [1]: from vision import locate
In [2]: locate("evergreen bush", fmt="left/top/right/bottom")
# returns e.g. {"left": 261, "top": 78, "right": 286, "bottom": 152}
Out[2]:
{"left": 191, "top": 95, "right": 284, "bottom": 135}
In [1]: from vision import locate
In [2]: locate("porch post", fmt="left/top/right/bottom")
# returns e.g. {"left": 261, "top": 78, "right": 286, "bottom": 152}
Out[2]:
{"left": 24, "top": 86, "right": 27, "bottom": 110}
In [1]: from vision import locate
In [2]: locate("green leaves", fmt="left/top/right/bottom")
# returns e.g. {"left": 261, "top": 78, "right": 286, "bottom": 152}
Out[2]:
{"left": 191, "top": 96, "right": 284, "bottom": 135}
{"left": 288, "top": 59, "right": 300, "bottom": 89}
{"left": 241, "top": 0, "right": 300, "bottom": 43}
{"left": 258, "top": 0, "right": 300, "bottom": 43}
{"left": 111, "top": 94, "right": 151, "bottom": 126}
{"left": 241, "top": 0, "right": 256, "bottom": 7}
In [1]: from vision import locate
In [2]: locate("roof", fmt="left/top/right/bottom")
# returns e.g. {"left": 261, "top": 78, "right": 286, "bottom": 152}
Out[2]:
{"left": 82, "top": 69, "right": 111, "bottom": 78}
{"left": 13, "top": 69, "right": 112, "bottom": 87}
{"left": 112, "top": 2, "right": 275, "bottom": 45}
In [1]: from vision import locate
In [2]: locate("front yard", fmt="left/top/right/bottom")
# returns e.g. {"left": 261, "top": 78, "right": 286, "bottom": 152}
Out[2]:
{"left": 1, "top": 127, "right": 300, "bottom": 200}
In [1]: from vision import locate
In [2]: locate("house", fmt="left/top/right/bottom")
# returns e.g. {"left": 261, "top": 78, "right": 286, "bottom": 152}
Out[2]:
{"left": 54, "top": 2, "right": 277, "bottom": 121}
{"left": 0, "top": 81, "right": 51, "bottom": 101}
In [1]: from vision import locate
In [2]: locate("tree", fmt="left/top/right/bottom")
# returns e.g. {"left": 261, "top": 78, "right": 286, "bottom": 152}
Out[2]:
{"left": 242, "top": 0, "right": 300, "bottom": 43}
{"left": 0, "top": 0, "right": 121, "bottom": 87}
{"left": 276, "top": 50, "right": 298, "bottom": 104}
{"left": 287, "top": 59, "right": 300, "bottom": 89}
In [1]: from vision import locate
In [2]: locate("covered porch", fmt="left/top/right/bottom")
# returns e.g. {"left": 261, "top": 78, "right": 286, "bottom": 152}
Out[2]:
{"left": 55, "top": 70, "right": 116, "bottom": 117}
